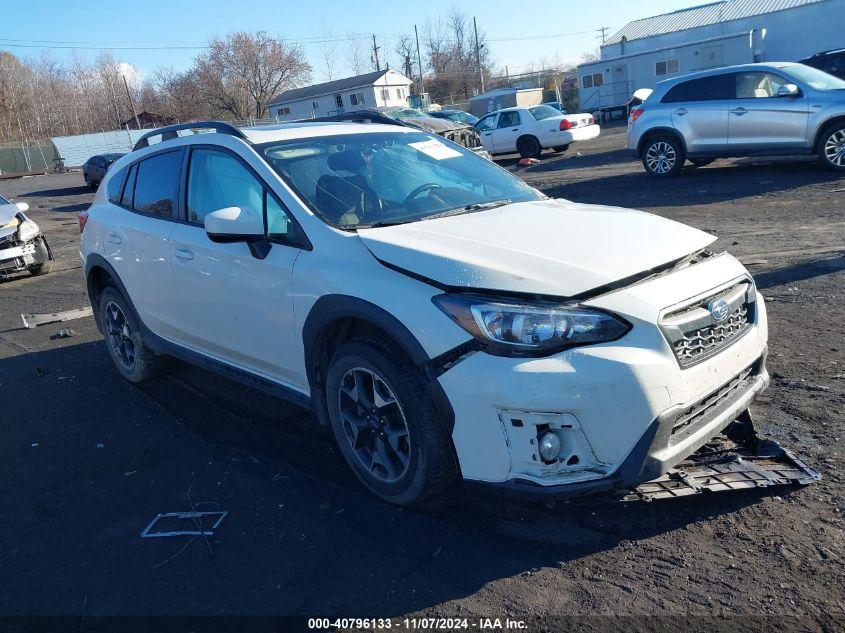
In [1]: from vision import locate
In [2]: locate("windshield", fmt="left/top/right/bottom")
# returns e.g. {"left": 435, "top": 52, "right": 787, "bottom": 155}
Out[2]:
{"left": 783, "top": 63, "right": 845, "bottom": 90}
{"left": 529, "top": 105, "right": 562, "bottom": 121}
{"left": 259, "top": 131, "right": 541, "bottom": 229}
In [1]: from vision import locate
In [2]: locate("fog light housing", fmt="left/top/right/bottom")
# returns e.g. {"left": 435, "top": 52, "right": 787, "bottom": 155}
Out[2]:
{"left": 538, "top": 431, "right": 562, "bottom": 463}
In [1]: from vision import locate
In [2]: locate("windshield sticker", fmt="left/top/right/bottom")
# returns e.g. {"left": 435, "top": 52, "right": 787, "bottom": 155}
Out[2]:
{"left": 409, "top": 139, "right": 462, "bottom": 160}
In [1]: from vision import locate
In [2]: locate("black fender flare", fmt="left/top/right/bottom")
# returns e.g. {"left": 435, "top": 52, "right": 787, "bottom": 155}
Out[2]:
{"left": 84, "top": 254, "right": 141, "bottom": 336}
{"left": 302, "top": 294, "right": 456, "bottom": 433}
{"left": 637, "top": 127, "right": 688, "bottom": 157}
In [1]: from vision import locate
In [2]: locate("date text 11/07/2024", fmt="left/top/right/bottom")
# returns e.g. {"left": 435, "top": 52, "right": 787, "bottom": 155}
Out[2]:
{"left": 307, "top": 617, "right": 528, "bottom": 630}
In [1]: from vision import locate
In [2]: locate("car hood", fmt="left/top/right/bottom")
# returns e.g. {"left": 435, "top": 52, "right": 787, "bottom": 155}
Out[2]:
{"left": 357, "top": 199, "right": 716, "bottom": 297}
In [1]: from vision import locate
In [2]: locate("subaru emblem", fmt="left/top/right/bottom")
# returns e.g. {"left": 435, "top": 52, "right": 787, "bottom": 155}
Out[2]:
{"left": 708, "top": 298, "right": 730, "bottom": 321}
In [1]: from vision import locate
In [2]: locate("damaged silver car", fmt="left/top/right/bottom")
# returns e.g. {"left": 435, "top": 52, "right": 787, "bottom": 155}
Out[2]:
{"left": 0, "top": 195, "right": 53, "bottom": 278}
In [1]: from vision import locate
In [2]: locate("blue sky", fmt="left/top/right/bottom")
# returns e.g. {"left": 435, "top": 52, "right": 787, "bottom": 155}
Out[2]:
{"left": 2, "top": 0, "right": 705, "bottom": 80}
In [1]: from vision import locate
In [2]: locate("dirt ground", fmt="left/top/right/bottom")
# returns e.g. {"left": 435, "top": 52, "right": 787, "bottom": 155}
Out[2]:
{"left": 1, "top": 125, "right": 843, "bottom": 632}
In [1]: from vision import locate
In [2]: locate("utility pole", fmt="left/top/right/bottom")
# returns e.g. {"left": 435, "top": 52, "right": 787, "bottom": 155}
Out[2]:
{"left": 414, "top": 24, "right": 425, "bottom": 94}
{"left": 122, "top": 74, "right": 141, "bottom": 130}
{"left": 372, "top": 34, "right": 381, "bottom": 72}
{"left": 597, "top": 26, "right": 609, "bottom": 44}
{"left": 473, "top": 16, "right": 484, "bottom": 94}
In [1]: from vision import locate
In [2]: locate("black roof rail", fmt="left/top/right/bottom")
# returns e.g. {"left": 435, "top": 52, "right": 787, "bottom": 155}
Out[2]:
{"left": 132, "top": 121, "right": 248, "bottom": 151}
{"left": 303, "top": 109, "right": 410, "bottom": 128}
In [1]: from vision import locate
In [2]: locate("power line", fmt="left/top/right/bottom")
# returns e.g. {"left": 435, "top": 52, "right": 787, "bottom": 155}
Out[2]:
{"left": 0, "top": 28, "right": 611, "bottom": 52}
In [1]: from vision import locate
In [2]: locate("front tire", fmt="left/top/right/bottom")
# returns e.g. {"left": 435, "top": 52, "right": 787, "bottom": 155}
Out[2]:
{"left": 642, "top": 135, "right": 685, "bottom": 177}
{"left": 552, "top": 145, "right": 569, "bottom": 153}
{"left": 84, "top": 173, "right": 95, "bottom": 190}
{"left": 517, "top": 136, "right": 542, "bottom": 159}
{"left": 325, "top": 340, "right": 457, "bottom": 506}
{"left": 819, "top": 122, "right": 845, "bottom": 171}
{"left": 99, "top": 286, "right": 169, "bottom": 383}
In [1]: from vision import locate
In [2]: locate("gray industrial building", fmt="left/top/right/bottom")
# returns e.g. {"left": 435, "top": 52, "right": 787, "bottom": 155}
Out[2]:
{"left": 578, "top": 0, "right": 845, "bottom": 115}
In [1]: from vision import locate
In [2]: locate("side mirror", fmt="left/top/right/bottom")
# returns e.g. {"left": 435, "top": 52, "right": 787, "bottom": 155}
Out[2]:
{"left": 15, "top": 202, "right": 30, "bottom": 213}
{"left": 204, "top": 206, "right": 271, "bottom": 259}
{"left": 777, "top": 83, "right": 800, "bottom": 98}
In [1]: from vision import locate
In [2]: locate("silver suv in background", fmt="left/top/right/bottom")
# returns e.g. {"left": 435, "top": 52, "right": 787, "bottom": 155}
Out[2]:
{"left": 627, "top": 63, "right": 845, "bottom": 176}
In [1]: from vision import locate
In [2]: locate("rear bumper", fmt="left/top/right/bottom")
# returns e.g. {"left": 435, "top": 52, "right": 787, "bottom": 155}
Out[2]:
{"left": 565, "top": 124, "right": 601, "bottom": 144}
{"left": 466, "top": 350, "right": 777, "bottom": 501}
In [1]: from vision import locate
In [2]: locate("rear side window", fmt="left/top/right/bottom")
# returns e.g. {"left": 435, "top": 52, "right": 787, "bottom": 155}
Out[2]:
{"left": 106, "top": 168, "right": 125, "bottom": 203}
{"left": 121, "top": 164, "right": 137, "bottom": 209}
{"left": 132, "top": 151, "right": 182, "bottom": 217}
{"left": 662, "top": 74, "right": 734, "bottom": 102}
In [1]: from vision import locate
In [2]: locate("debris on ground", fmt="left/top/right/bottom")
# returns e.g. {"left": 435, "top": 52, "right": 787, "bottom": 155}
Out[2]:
{"left": 50, "top": 328, "right": 76, "bottom": 340}
{"left": 21, "top": 306, "right": 93, "bottom": 329}
{"left": 34, "top": 366, "right": 49, "bottom": 377}
{"left": 517, "top": 157, "right": 540, "bottom": 166}
{"left": 140, "top": 511, "right": 228, "bottom": 538}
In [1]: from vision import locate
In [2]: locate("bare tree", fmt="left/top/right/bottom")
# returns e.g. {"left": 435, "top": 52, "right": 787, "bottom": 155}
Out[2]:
{"left": 319, "top": 27, "right": 338, "bottom": 81}
{"left": 345, "top": 32, "right": 366, "bottom": 76}
{"left": 421, "top": 8, "right": 492, "bottom": 103}
{"left": 395, "top": 36, "right": 415, "bottom": 80}
{"left": 193, "top": 31, "right": 311, "bottom": 119}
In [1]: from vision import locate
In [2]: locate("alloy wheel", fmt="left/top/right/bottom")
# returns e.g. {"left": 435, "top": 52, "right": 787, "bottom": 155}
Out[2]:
{"left": 645, "top": 141, "right": 676, "bottom": 174}
{"left": 105, "top": 301, "right": 136, "bottom": 370}
{"left": 824, "top": 129, "right": 845, "bottom": 166}
{"left": 337, "top": 367, "right": 411, "bottom": 483}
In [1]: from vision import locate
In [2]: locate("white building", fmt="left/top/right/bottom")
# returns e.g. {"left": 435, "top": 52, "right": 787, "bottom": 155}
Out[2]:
{"left": 578, "top": 0, "right": 845, "bottom": 114}
{"left": 267, "top": 69, "right": 412, "bottom": 119}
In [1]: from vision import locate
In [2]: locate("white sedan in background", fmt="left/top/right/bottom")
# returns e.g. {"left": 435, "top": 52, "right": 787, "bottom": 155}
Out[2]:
{"left": 474, "top": 105, "right": 600, "bottom": 158}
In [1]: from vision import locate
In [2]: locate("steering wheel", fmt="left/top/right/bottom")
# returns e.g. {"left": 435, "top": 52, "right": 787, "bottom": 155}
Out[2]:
{"left": 403, "top": 183, "right": 442, "bottom": 205}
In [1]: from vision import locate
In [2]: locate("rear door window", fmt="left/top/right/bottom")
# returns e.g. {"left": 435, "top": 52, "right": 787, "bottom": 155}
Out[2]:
{"left": 132, "top": 150, "right": 182, "bottom": 218}
{"left": 662, "top": 74, "right": 734, "bottom": 102}
{"left": 497, "top": 111, "right": 521, "bottom": 128}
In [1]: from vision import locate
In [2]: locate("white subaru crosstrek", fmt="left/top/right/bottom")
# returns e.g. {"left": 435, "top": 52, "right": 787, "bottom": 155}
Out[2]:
{"left": 80, "top": 120, "right": 771, "bottom": 506}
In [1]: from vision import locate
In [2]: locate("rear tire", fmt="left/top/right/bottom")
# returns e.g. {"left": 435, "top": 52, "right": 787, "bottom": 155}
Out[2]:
{"left": 552, "top": 145, "right": 569, "bottom": 153}
{"left": 98, "top": 286, "right": 169, "bottom": 383}
{"left": 642, "top": 134, "right": 685, "bottom": 177}
{"left": 818, "top": 121, "right": 845, "bottom": 171}
{"left": 517, "top": 136, "right": 542, "bottom": 159}
{"left": 325, "top": 339, "right": 458, "bottom": 506}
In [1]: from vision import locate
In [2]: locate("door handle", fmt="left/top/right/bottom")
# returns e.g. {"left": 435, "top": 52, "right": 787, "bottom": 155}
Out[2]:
{"left": 483, "top": 132, "right": 491, "bottom": 136}
{"left": 106, "top": 232, "right": 122, "bottom": 244}
{"left": 674, "top": 108, "right": 687, "bottom": 115}
{"left": 511, "top": 128, "right": 519, "bottom": 131}
{"left": 173, "top": 247, "right": 194, "bottom": 261}
{"left": 730, "top": 107, "right": 748, "bottom": 116}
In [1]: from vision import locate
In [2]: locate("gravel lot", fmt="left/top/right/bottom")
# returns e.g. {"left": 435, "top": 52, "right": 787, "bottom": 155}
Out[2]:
{"left": 1, "top": 125, "right": 843, "bottom": 630}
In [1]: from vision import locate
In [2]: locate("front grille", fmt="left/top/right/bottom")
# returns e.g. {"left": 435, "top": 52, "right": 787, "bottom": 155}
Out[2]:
{"left": 673, "top": 305, "right": 750, "bottom": 365}
{"left": 660, "top": 280, "right": 756, "bottom": 368}
{"left": 671, "top": 363, "right": 755, "bottom": 435}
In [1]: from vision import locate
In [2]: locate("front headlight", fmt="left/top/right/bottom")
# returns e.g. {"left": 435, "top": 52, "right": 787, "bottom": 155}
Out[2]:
{"left": 17, "top": 219, "right": 40, "bottom": 243}
{"left": 432, "top": 294, "right": 631, "bottom": 356}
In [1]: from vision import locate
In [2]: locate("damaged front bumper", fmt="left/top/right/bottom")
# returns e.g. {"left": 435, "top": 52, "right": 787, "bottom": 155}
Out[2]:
{"left": 0, "top": 235, "right": 52, "bottom": 276}
{"left": 467, "top": 411, "right": 820, "bottom": 503}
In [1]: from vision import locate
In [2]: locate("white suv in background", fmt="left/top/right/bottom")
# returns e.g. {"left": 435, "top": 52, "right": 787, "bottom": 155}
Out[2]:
{"left": 80, "top": 120, "right": 772, "bottom": 506}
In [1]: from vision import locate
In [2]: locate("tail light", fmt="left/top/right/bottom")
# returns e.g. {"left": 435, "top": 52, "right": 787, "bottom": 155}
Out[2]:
{"left": 587, "top": 115, "right": 595, "bottom": 125}
{"left": 629, "top": 108, "right": 644, "bottom": 123}
{"left": 559, "top": 119, "right": 574, "bottom": 131}
{"left": 77, "top": 209, "right": 89, "bottom": 233}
